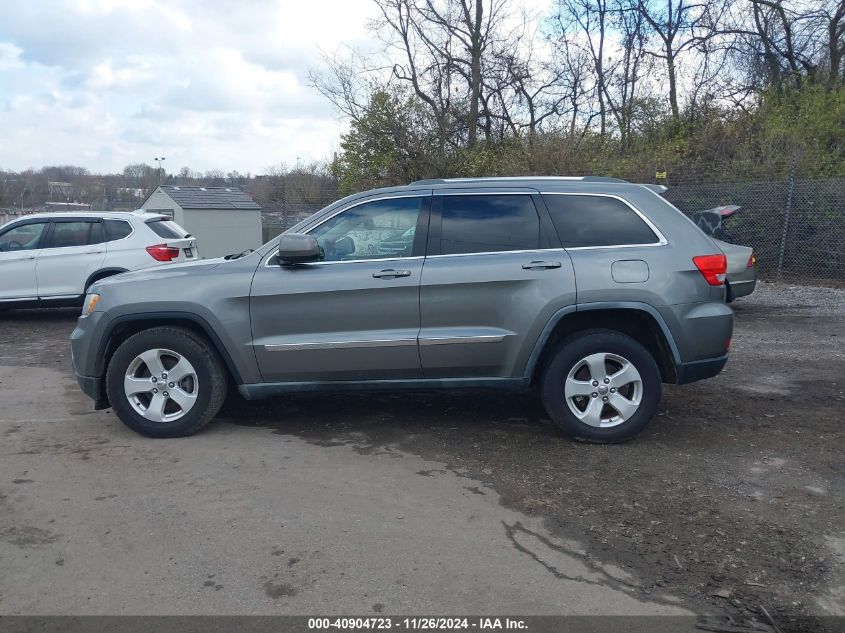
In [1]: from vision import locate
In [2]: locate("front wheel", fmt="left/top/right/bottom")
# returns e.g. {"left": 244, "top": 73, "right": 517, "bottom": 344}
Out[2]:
{"left": 105, "top": 326, "right": 228, "bottom": 438}
{"left": 541, "top": 329, "right": 662, "bottom": 443}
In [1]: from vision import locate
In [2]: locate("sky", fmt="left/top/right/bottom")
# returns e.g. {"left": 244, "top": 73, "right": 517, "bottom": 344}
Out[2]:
{"left": 0, "top": 0, "right": 408, "bottom": 175}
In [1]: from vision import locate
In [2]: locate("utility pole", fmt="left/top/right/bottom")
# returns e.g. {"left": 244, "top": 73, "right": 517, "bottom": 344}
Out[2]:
{"left": 154, "top": 157, "right": 166, "bottom": 185}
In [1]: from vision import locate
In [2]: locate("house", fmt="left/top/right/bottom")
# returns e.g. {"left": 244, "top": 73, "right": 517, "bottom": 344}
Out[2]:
{"left": 141, "top": 185, "right": 262, "bottom": 258}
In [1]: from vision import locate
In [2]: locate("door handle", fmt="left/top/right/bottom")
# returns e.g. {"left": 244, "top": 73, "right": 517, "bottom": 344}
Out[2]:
{"left": 522, "top": 261, "right": 562, "bottom": 270}
{"left": 373, "top": 269, "right": 412, "bottom": 279}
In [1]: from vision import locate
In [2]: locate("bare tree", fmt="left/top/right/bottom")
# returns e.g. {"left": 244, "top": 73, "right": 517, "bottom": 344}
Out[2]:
{"left": 635, "top": 0, "right": 726, "bottom": 123}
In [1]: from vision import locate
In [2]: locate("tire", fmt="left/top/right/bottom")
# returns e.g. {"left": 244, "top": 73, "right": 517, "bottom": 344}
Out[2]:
{"left": 540, "top": 329, "right": 662, "bottom": 443}
{"left": 105, "top": 326, "right": 228, "bottom": 438}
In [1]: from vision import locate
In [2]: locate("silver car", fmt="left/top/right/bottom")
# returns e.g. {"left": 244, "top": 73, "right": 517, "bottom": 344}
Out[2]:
{"left": 71, "top": 177, "right": 734, "bottom": 442}
{"left": 716, "top": 239, "right": 757, "bottom": 302}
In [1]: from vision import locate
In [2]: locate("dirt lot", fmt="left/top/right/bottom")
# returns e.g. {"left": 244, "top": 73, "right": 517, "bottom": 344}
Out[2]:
{"left": 1, "top": 282, "right": 843, "bottom": 629}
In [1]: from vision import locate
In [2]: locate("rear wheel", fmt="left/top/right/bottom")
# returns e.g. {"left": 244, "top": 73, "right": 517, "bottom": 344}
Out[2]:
{"left": 541, "top": 329, "right": 661, "bottom": 443}
{"left": 106, "top": 326, "right": 227, "bottom": 437}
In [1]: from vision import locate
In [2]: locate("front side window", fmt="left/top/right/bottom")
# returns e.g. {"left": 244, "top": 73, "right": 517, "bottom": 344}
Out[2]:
{"left": 440, "top": 195, "right": 540, "bottom": 255}
{"left": 544, "top": 195, "right": 659, "bottom": 247}
{"left": 0, "top": 222, "right": 49, "bottom": 252}
{"left": 308, "top": 197, "right": 425, "bottom": 262}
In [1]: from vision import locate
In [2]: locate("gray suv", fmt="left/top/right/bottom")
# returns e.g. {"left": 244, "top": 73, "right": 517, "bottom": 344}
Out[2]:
{"left": 71, "top": 177, "right": 733, "bottom": 442}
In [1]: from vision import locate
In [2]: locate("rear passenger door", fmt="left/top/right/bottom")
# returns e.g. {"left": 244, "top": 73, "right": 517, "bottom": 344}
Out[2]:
{"left": 36, "top": 219, "right": 108, "bottom": 298}
{"left": 418, "top": 189, "right": 576, "bottom": 378}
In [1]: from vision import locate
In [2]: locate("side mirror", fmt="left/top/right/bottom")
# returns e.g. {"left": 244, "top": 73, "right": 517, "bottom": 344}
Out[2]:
{"left": 277, "top": 234, "right": 323, "bottom": 265}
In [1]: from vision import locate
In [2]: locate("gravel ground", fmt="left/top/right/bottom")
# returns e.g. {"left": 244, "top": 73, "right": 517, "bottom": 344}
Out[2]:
{"left": 0, "top": 283, "right": 843, "bottom": 630}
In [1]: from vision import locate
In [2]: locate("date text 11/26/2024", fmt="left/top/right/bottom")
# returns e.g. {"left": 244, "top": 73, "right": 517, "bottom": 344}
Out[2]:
{"left": 308, "top": 618, "right": 528, "bottom": 630}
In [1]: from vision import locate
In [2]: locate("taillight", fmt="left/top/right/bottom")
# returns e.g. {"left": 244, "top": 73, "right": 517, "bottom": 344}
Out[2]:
{"left": 747, "top": 253, "right": 756, "bottom": 268}
{"left": 692, "top": 254, "right": 727, "bottom": 286}
{"left": 146, "top": 244, "right": 181, "bottom": 262}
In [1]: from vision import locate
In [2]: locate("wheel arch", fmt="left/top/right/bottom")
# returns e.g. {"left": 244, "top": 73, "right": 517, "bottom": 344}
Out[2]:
{"left": 96, "top": 313, "right": 244, "bottom": 387}
{"left": 85, "top": 268, "right": 129, "bottom": 292}
{"left": 525, "top": 303, "right": 680, "bottom": 385}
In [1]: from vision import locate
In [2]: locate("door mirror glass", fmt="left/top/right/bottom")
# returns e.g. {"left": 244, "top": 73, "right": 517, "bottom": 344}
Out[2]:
{"left": 277, "top": 234, "right": 323, "bottom": 264}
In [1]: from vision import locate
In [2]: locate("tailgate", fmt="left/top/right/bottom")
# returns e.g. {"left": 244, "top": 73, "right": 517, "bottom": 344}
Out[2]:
{"left": 165, "top": 237, "right": 199, "bottom": 261}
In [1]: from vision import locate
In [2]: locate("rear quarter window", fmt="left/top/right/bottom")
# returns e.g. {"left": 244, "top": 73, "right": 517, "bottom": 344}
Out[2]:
{"left": 146, "top": 219, "right": 186, "bottom": 239}
{"left": 104, "top": 219, "right": 133, "bottom": 241}
{"left": 543, "top": 194, "right": 659, "bottom": 247}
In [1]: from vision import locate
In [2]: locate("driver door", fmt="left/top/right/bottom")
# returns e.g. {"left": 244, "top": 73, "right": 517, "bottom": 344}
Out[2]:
{"left": 0, "top": 219, "right": 50, "bottom": 301}
{"left": 250, "top": 193, "right": 431, "bottom": 383}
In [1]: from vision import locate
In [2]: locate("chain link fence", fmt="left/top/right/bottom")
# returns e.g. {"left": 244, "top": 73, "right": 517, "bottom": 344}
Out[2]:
{"left": 660, "top": 158, "right": 845, "bottom": 285}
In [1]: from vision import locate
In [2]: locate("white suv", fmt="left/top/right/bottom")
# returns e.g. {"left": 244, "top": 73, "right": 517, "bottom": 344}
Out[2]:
{"left": 0, "top": 211, "right": 198, "bottom": 309}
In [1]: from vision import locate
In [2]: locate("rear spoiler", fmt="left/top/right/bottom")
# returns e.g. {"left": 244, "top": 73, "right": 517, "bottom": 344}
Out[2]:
{"left": 639, "top": 184, "right": 668, "bottom": 194}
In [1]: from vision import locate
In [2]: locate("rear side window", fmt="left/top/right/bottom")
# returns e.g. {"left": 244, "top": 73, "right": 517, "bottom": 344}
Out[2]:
{"left": 49, "top": 221, "right": 100, "bottom": 248}
{"left": 440, "top": 195, "right": 540, "bottom": 255}
{"left": 104, "top": 219, "right": 132, "bottom": 241}
{"left": 146, "top": 219, "right": 186, "bottom": 239}
{"left": 544, "top": 195, "right": 659, "bottom": 247}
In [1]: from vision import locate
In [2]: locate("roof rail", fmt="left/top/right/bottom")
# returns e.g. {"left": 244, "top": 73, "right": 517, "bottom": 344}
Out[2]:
{"left": 409, "top": 176, "right": 629, "bottom": 185}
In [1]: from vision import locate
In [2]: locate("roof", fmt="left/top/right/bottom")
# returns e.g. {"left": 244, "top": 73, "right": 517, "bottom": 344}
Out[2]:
{"left": 157, "top": 185, "right": 261, "bottom": 210}
{"left": 410, "top": 176, "right": 628, "bottom": 185}
{"left": 409, "top": 176, "right": 666, "bottom": 193}
{"left": 5, "top": 210, "right": 160, "bottom": 221}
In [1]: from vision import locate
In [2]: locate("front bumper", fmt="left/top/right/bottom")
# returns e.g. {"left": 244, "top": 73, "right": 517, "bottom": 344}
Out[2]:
{"left": 71, "top": 312, "right": 110, "bottom": 408}
{"left": 75, "top": 371, "right": 109, "bottom": 409}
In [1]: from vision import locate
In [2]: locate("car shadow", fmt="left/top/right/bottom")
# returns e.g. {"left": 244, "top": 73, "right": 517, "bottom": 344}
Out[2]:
{"left": 216, "top": 387, "right": 563, "bottom": 447}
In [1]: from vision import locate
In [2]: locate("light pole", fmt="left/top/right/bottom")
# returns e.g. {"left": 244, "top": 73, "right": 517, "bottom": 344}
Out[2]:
{"left": 154, "top": 157, "right": 166, "bottom": 185}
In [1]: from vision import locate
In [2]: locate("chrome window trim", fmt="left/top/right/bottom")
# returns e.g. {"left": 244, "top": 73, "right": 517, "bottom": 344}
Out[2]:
{"left": 435, "top": 191, "right": 546, "bottom": 256}
{"left": 301, "top": 193, "right": 428, "bottom": 233}
{"left": 105, "top": 218, "right": 136, "bottom": 243}
{"left": 540, "top": 191, "right": 668, "bottom": 249}
{"left": 433, "top": 190, "right": 539, "bottom": 195}
{"left": 426, "top": 247, "right": 565, "bottom": 259}
{"left": 264, "top": 255, "right": 423, "bottom": 269}
{"left": 436, "top": 176, "right": 585, "bottom": 182}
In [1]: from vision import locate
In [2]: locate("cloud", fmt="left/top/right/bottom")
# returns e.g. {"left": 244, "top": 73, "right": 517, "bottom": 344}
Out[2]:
{"left": 0, "top": 0, "right": 382, "bottom": 173}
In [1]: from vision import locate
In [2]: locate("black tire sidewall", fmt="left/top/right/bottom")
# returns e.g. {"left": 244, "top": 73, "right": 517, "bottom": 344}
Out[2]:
{"left": 541, "top": 331, "right": 662, "bottom": 442}
{"left": 106, "top": 329, "right": 223, "bottom": 438}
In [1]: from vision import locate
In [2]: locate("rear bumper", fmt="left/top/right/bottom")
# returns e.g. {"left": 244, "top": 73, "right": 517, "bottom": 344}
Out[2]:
{"left": 676, "top": 354, "right": 728, "bottom": 385}
{"left": 728, "top": 277, "right": 757, "bottom": 300}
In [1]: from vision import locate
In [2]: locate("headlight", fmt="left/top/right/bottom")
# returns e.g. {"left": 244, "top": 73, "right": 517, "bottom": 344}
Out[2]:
{"left": 81, "top": 293, "right": 100, "bottom": 317}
